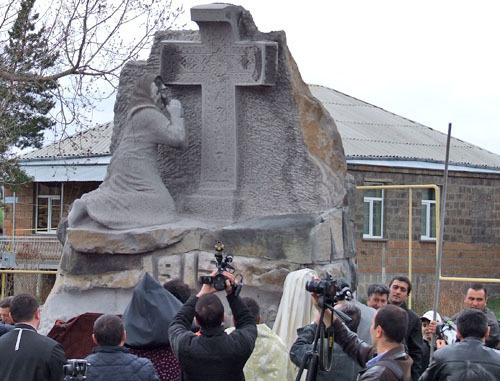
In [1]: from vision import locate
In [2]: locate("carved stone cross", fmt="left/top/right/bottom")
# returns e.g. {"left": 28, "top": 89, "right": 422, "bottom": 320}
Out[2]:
{"left": 160, "top": 4, "right": 278, "bottom": 219}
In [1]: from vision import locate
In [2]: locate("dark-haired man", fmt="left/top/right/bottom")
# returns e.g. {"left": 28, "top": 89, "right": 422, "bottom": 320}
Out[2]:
{"left": 0, "top": 296, "right": 14, "bottom": 337}
{"left": 291, "top": 301, "right": 363, "bottom": 380}
{"left": 0, "top": 293, "right": 67, "bottom": 381}
{"left": 419, "top": 309, "right": 500, "bottom": 380}
{"left": 452, "top": 283, "right": 499, "bottom": 349}
{"left": 366, "top": 284, "right": 390, "bottom": 310}
{"left": 388, "top": 276, "right": 423, "bottom": 380}
{"left": 84, "top": 314, "right": 159, "bottom": 380}
{"left": 168, "top": 271, "right": 257, "bottom": 381}
{"left": 315, "top": 300, "right": 413, "bottom": 380}
{"left": 0, "top": 296, "right": 14, "bottom": 325}
{"left": 163, "top": 278, "right": 192, "bottom": 304}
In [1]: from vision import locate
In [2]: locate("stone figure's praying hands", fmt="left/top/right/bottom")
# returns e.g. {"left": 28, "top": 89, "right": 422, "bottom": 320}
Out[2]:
{"left": 68, "top": 74, "right": 186, "bottom": 231}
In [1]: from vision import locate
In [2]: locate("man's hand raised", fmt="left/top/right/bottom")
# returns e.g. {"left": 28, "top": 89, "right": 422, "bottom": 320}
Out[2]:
{"left": 223, "top": 271, "right": 236, "bottom": 295}
{"left": 197, "top": 270, "right": 219, "bottom": 297}
{"left": 196, "top": 270, "right": 237, "bottom": 297}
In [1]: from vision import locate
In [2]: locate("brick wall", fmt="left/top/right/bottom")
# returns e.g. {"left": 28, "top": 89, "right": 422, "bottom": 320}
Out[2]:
{"left": 3, "top": 184, "right": 35, "bottom": 236}
{"left": 349, "top": 164, "right": 500, "bottom": 305}
{"left": 3, "top": 181, "right": 100, "bottom": 235}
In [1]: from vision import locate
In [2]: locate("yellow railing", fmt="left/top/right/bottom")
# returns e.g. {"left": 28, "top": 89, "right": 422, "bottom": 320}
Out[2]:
{"left": 0, "top": 269, "right": 58, "bottom": 300}
{"left": 357, "top": 184, "right": 500, "bottom": 309}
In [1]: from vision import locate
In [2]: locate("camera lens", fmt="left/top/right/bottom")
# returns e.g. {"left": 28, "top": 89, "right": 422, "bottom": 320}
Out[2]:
{"left": 213, "top": 273, "right": 227, "bottom": 291}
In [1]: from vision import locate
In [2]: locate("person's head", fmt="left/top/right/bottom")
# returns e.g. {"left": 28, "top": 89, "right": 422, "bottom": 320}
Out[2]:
{"left": 92, "top": 314, "right": 126, "bottom": 347}
{"left": 336, "top": 302, "right": 361, "bottom": 333}
{"left": 456, "top": 308, "right": 489, "bottom": 341}
{"left": 388, "top": 276, "right": 412, "bottom": 306}
{"left": 0, "top": 296, "right": 14, "bottom": 325}
{"left": 241, "top": 297, "right": 261, "bottom": 324}
{"left": 10, "top": 294, "right": 40, "bottom": 326}
{"left": 195, "top": 294, "right": 225, "bottom": 329}
{"left": 370, "top": 304, "right": 408, "bottom": 347}
{"left": 420, "top": 310, "right": 442, "bottom": 341}
{"left": 366, "top": 284, "right": 389, "bottom": 310}
{"left": 464, "top": 283, "right": 487, "bottom": 311}
{"left": 163, "top": 279, "right": 191, "bottom": 304}
{"left": 129, "top": 74, "right": 163, "bottom": 116}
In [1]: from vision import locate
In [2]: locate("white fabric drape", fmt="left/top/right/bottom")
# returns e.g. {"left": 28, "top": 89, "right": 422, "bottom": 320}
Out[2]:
{"left": 272, "top": 268, "right": 318, "bottom": 350}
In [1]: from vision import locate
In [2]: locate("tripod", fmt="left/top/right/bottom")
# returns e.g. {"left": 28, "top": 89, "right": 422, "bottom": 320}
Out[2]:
{"left": 295, "top": 297, "right": 351, "bottom": 381}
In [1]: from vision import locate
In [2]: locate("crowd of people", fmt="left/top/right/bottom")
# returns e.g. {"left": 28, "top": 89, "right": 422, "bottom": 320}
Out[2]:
{"left": 0, "top": 271, "right": 499, "bottom": 381}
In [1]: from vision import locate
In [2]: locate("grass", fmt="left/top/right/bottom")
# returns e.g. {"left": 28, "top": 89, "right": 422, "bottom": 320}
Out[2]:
{"left": 488, "top": 297, "right": 500, "bottom": 319}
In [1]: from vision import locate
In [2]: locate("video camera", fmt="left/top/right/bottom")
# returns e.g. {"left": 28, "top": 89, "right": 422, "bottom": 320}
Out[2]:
{"left": 436, "top": 317, "right": 458, "bottom": 345}
{"left": 199, "top": 241, "right": 242, "bottom": 296}
{"left": 297, "top": 274, "right": 353, "bottom": 381}
{"left": 63, "top": 359, "right": 89, "bottom": 380}
{"left": 305, "top": 273, "right": 353, "bottom": 309}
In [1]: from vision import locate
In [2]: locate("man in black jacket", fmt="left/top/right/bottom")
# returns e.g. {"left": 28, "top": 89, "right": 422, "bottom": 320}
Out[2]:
{"left": 168, "top": 271, "right": 257, "bottom": 381}
{"left": 290, "top": 302, "right": 362, "bottom": 381}
{"left": 453, "top": 283, "right": 500, "bottom": 349}
{"left": 0, "top": 293, "right": 67, "bottom": 381}
{"left": 419, "top": 309, "right": 500, "bottom": 380}
{"left": 388, "top": 276, "right": 423, "bottom": 381}
{"left": 84, "top": 314, "right": 159, "bottom": 381}
{"left": 315, "top": 300, "right": 413, "bottom": 380}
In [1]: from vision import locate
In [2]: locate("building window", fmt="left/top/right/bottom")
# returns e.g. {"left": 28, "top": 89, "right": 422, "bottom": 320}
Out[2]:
{"left": 421, "top": 188, "right": 436, "bottom": 240}
{"left": 363, "top": 188, "right": 384, "bottom": 239}
{"left": 36, "top": 183, "right": 63, "bottom": 233}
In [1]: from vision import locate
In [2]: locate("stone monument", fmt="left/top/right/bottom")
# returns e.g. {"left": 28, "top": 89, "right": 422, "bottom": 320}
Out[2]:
{"left": 40, "top": 3, "right": 357, "bottom": 334}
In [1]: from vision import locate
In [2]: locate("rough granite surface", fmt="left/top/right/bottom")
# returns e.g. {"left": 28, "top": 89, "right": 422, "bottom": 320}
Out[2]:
{"left": 112, "top": 4, "right": 346, "bottom": 223}
{"left": 40, "top": 4, "right": 355, "bottom": 335}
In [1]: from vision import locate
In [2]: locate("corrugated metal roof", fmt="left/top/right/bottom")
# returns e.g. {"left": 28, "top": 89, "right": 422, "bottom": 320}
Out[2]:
{"left": 310, "top": 85, "right": 500, "bottom": 170}
{"left": 21, "top": 122, "right": 113, "bottom": 159}
{"left": 19, "top": 87, "right": 500, "bottom": 172}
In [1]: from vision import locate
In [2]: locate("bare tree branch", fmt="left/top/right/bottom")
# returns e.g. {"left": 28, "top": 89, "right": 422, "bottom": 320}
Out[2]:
{"left": 0, "top": 0, "right": 184, "bottom": 187}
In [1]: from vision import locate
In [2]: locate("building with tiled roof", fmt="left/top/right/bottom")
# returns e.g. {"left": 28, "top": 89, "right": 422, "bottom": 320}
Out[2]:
{"left": 310, "top": 85, "right": 500, "bottom": 172}
{"left": 3, "top": 86, "right": 499, "bottom": 301}
{"left": 309, "top": 85, "right": 500, "bottom": 300}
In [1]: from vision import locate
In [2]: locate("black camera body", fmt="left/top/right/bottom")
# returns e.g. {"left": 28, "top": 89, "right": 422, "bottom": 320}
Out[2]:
{"left": 63, "top": 359, "right": 89, "bottom": 380}
{"left": 297, "top": 274, "right": 353, "bottom": 379}
{"left": 200, "top": 241, "right": 241, "bottom": 295}
{"left": 305, "top": 274, "right": 352, "bottom": 308}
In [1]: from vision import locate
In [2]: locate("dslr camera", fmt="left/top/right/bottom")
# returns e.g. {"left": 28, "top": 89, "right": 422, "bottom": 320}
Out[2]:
{"left": 305, "top": 273, "right": 352, "bottom": 308}
{"left": 200, "top": 241, "right": 242, "bottom": 296}
{"left": 63, "top": 359, "right": 89, "bottom": 380}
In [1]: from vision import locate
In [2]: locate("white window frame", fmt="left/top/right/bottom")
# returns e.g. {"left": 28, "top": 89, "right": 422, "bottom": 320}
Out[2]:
{"left": 363, "top": 188, "right": 384, "bottom": 239}
{"left": 35, "top": 183, "right": 64, "bottom": 234}
{"left": 421, "top": 193, "right": 436, "bottom": 241}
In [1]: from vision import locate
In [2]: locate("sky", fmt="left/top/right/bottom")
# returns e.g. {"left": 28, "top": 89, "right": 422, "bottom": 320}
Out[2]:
{"left": 94, "top": 0, "right": 500, "bottom": 156}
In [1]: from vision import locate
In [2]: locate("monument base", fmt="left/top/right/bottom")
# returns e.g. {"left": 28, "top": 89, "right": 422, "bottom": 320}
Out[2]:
{"left": 41, "top": 209, "right": 356, "bottom": 334}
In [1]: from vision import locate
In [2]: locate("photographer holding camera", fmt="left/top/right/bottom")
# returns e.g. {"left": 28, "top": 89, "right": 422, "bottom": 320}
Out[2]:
{"left": 168, "top": 269, "right": 257, "bottom": 381}
{"left": 310, "top": 289, "right": 412, "bottom": 381}
{"left": 419, "top": 309, "right": 500, "bottom": 380}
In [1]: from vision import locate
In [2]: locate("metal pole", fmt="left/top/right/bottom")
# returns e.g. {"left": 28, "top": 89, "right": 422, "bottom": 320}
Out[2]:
{"left": 430, "top": 123, "right": 452, "bottom": 358}
{"left": 408, "top": 188, "right": 413, "bottom": 310}
{"left": 12, "top": 191, "right": 16, "bottom": 244}
{"left": 1, "top": 273, "right": 5, "bottom": 300}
